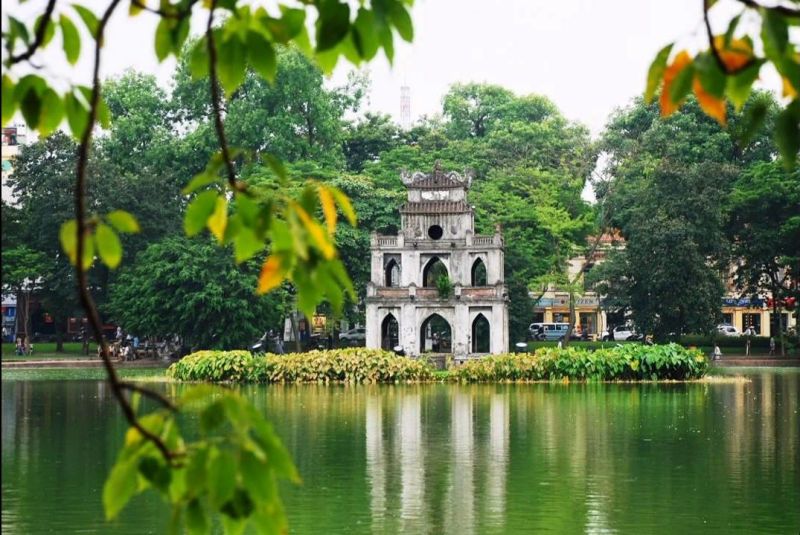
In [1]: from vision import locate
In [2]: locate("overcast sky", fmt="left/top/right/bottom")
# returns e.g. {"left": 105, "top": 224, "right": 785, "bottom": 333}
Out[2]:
{"left": 5, "top": 0, "right": 785, "bottom": 138}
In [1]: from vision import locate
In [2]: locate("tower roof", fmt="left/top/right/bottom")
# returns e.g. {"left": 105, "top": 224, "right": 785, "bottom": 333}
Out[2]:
{"left": 401, "top": 161, "right": 473, "bottom": 189}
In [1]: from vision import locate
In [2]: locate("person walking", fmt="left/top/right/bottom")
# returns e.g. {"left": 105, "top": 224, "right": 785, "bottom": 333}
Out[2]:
{"left": 744, "top": 326, "right": 753, "bottom": 356}
{"left": 769, "top": 336, "right": 776, "bottom": 356}
{"left": 713, "top": 344, "right": 722, "bottom": 361}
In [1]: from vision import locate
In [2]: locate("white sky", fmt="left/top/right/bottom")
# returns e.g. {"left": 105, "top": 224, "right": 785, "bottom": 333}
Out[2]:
{"left": 3, "top": 0, "right": 784, "bottom": 138}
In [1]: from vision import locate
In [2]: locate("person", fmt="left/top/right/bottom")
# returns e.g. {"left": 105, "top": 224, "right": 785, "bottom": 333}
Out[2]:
{"left": 432, "top": 332, "right": 440, "bottom": 352}
{"left": 116, "top": 326, "right": 122, "bottom": 341}
{"left": 769, "top": 336, "right": 775, "bottom": 356}
{"left": 15, "top": 338, "right": 23, "bottom": 356}
{"left": 275, "top": 333, "right": 284, "bottom": 355}
{"left": 557, "top": 336, "right": 564, "bottom": 349}
{"left": 744, "top": 326, "right": 753, "bottom": 356}
{"left": 713, "top": 344, "right": 722, "bottom": 361}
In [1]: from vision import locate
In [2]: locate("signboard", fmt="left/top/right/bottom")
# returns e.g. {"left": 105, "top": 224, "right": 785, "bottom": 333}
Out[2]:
{"left": 722, "top": 297, "right": 764, "bottom": 308}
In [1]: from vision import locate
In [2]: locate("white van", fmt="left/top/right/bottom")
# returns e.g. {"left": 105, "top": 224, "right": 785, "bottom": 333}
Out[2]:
{"left": 529, "top": 322, "right": 570, "bottom": 341}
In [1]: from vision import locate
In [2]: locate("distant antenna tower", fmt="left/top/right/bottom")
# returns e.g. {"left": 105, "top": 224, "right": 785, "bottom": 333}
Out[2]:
{"left": 400, "top": 85, "right": 411, "bottom": 128}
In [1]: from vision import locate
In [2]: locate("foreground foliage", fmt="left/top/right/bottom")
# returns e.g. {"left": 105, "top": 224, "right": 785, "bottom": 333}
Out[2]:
{"left": 167, "top": 348, "right": 435, "bottom": 383}
{"left": 451, "top": 344, "right": 709, "bottom": 382}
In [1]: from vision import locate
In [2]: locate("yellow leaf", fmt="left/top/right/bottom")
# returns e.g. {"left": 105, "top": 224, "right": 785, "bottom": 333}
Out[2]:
{"left": 713, "top": 36, "right": 752, "bottom": 72}
{"left": 318, "top": 185, "right": 337, "bottom": 235}
{"left": 693, "top": 78, "right": 727, "bottom": 126}
{"left": 125, "top": 427, "right": 141, "bottom": 447}
{"left": 660, "top": 50, "right": 692, "bottom": 117}
{"left": 784, "top": 77, "right": 798, "bottom": 99}
{"left": 329, "top": 186, "right": 357, "bottom": 226}
{"left": 207, "top": 196, "right": 227, "bottom": 243}
{"left": 292, "top": 203, "right": 335, "bottom": 259}
{"left": 257, "top": 255, "right": 285, "bottom": 294}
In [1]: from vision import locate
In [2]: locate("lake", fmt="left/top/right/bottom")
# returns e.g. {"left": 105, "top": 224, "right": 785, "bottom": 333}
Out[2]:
{"left": 2, "top": 368, "right": 798, "bottom": 534}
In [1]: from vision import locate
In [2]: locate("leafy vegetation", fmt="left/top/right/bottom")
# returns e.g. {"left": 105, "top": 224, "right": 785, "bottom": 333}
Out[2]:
{"left": 452, "top": 344, "right": 709, "bottom": 382}
{"left": 167, "top": 348, "right": 435, "bottom": 383}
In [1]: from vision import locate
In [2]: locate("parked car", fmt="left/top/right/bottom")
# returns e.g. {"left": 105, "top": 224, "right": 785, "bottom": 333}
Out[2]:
{"left": 529, "top": 322, "right": 571, "bottom": 341}
{"left": 716, "top": 324, "right": 741, "bottom": 337}
{"left": 601, "top": 324, "right": 641, "bottom": 341}
{"left": 339, "top": 327, "right": 366, "bottom": 342}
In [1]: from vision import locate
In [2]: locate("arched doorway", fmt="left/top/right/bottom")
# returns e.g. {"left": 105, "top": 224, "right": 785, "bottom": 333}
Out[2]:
{"left": 381, "top": 314, "right": 399, "bottom": 350}
{"left": 420, "top": 313, "right": 452, "bottom": 353}
{"left": 423, "top": 257, "right": 448, "bottom": 287}
{"left": 471, "top": 258, "right": 487, "bottom": 286}
{"left": 385, "top": 259, "right": 400, "bottom": 287}
{"left": 472, "top": 314, "right": 490, "bottom": 353}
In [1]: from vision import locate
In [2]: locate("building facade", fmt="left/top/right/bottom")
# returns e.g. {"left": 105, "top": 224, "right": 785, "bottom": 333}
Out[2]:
{"left": 365, "top": 163, "right": 509, "bottom": 359}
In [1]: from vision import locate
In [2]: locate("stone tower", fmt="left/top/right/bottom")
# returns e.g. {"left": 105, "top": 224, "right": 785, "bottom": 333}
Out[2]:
{"left": 365, "top": 162, "right": 509, "bottom": 360}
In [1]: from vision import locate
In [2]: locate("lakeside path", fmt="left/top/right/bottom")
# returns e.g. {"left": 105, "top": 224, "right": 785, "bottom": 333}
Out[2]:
{"left": 2, "top": 358, "right": 170, "bottom": 369}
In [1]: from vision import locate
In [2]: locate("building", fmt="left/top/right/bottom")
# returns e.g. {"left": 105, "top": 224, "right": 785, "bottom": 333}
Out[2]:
{"left": 365, "top": 162, "right": 509, "bottom": 360}
{"left": 2, "top": 125, "right": 26, "bottom": 198}
{"left": 1, "top": 294, "right": 16, "bottom": 342}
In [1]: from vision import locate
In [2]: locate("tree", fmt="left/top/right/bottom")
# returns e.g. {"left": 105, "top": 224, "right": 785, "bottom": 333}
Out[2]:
{"left": 107, "top": 236, "right": 287, "bottom": 350}
{"left": 343, "top": 112, "right": 402, "bottom": 172}
{"left": 726, "top": 161, "right": 800, "bottom": 354}
{"left": 1, "top": 245, "right": 48, "bottom": 349}
{"left": 442, "top": 83, "right": 515, "bottom": 139}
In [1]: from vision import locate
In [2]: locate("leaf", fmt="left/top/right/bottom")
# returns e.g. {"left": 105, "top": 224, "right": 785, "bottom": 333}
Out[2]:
{"left": 660, "top": 51, "right": 693, "bottom": 117}
{"left": 34, "top": 15, "right": 56, "bottom": 47}
{"left": 318, "top": 185, "right": 337, "bottom": 234}
{"left": 328, "top": 185, "right": 356, "bottom": 226}
{"left": 775, "top": 101, "right": 800, "bottom": 170}
{"left": 2, "top": 75, "right": 16, "bottom": 126}
{"left": 207, "top": 196, "right": 228, "bottom": 243}
{"left": 183, "top": 171, "right": 220, "bottom": 194}
{"left": 246, "top": 31, "right": 277, "bottom": 82}
{"left": 352, "top": 8, "right": 378, "bottom": 60}
{"left": 189, "top": 38, "right": 209, "bottom": 80}
{"left": 293, "top": 203, "right": 335, "bottom": 259}
{"left": 97, "top": 96, "right": 111, "bottom": 129}
{"left": 59, "top": 14, "right": 81, "bottom": 65}
{"left": 738, "top": 99, "right": 766, "bottom": 147}
{"left": 38, "top": 88, "right": 64, "bottom": 137}
{"left": 693, "top": 77, "right": 726, "bottom": 126}
{"left": 645, "top": 43, "right": 673, "bottom": 103}
{"left": 693, "top": 52, "right": 726, "bottom": 98}
{"left": 138, "top": 456, "right": 171, "bottom": 492}
{"left": 185, "top": 499, "right": 209, "bottom": 535}
{"left": 155, "top": 18, "right": 172, "bottom": 62}
{"left": 316, "top": 0, "right": 350, "bottom": 52}
{"left": 217, "top": 36, "right": 247, "bottom": 95}
{"left": 81, "top": 232, "right": 95, "bottom": 269}
{"left": 712, "top": 35, "right": 752, "bottom": 72}
{"left": 72, "top": 4, "right": 99, "bottom": 38}
{"left": 65, "top": 91, "right": 89, "bottom": 139}
{"left": 233, "top": 227, "right": 263, "bottom": 263}
{"left": 726, "top": 60, "right": 762, "bottom": 111}
{"left": 95, "top": 223, "right": 123, "bottom": 269}
{"left": 761, "top": 9, "right": 788, "bottom": 60}
{"left": 19, "top": 89, "right": 42, "bottom": 129}
{"left": 103, "top": 457, "right": 139, "bottom": 520}
{"left": 240, "top": 452, "right": 274, "bottom": 503}
{"left": 184, "top": 190, "right": 219, "bottom": 236}
{"left": 200, "top": 401, "right": 226, "bottom": 433}
{"left": 59, "top": 220, "right": 78, "bottom": 264}
{"left": 208, "top": 449, "right": 237, "bottom": 509}
{"left": 257, "top": 255, "right": 286, "bottom": 294}
{"left": 8, "top": 17, "right": 30, "bottom": 46}
{"left": 387, "top": 1, "right": 413, "bottom": 42}
{"left": 106, "top": 210, "right": 140, "bottom": 233}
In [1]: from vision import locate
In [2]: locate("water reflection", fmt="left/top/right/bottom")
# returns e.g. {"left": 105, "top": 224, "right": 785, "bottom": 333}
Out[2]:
{"left": 1, "top": 372, "right": 799, "bottom": 534}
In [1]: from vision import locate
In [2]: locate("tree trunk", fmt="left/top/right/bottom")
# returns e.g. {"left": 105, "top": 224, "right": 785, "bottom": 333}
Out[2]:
{"left": 55, "top": 314, "right": 64, "bottom": 352}
{"left": 289, "top": 312, "right": 301, "bottom": 352}
{"left": 22, "top": 290, "right": 31, "bottom": 352}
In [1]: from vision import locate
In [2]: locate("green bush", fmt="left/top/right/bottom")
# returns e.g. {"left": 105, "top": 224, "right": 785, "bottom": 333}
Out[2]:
{"left": 450, "top": 343, "right": 708, "bottom": 382}
{"left": 168, "top": 348, "right": 434, "bottom": 383}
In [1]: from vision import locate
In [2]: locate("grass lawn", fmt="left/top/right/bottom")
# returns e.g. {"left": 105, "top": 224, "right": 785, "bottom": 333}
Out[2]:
{"left": 1, "top": 367, "right": 166, "bottom": 381}
{"left": 2, "top": 342, "right": 98, "bottom": 360}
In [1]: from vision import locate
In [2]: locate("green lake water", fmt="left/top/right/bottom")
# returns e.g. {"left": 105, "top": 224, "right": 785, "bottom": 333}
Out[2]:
{"left": 2, "top": 369, "right": 798, "bottom": 534}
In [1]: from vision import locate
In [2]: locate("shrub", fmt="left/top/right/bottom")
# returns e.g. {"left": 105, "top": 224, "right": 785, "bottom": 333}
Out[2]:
{"left": 168, "top": 348, "right": 434, "bottom": 383}
{"left": 450, "top": 343, "right": 708, "bottom": 382}
{"left": 436, "top": 275, "right": 453, "bottom": 298}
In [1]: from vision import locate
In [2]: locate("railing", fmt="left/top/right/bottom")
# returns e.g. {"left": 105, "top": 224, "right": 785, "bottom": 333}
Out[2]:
{"left": 377, "top": 237, "right": 397, "bottom": 246}
{"left": 375, "top": 287, "right": 407, "bottom": 298}
{"left": 472, "top": 235, "right": 494, "bottom": 245}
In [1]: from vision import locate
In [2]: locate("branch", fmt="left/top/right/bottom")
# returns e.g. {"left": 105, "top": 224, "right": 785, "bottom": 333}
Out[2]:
{"left": 130, "top": 0, "right": 201, "bottom": 20}
{"left": 7, "top": 0, "right": 57, "bottom": 65}
{"left": 119, "top": 381, "right": 177, "bottom": 411}
{"left": 702, "top": 0, "right": 762, "bottom": 75}
{"left": 735, "top": 0, "right": 800, "bottom": 17}
{"left": 205, "top": 1, "right": 244, "bottom": 193}
{"left": 74, "top": 0, "right": 178, "bottom": 464}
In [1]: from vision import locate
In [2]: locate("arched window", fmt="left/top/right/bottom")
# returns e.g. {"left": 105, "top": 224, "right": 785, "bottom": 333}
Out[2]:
{"left": 472, "top": 314, "right": 490, "bottom": 353}
{"left": 385, "top": 259, "right": 400, "bottom": 287}
{"left": 423, "top": 257, "right": 448, "bottom": 287}
{"left": 381, "top": 314, "right": 399, "bottom": 350}
{"left": 471, "top": 258, "right": 487, "bottom": 286}
{"left": 420, "top": 313, "right": 452, "bottom": 353}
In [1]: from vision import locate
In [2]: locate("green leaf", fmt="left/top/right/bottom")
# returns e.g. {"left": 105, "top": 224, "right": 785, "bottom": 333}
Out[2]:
{"left": 200, "top": 400, "right": 226, "bottom": 433}
{"left": 185, "top": 448, "right": 209, "bottom": 495}
{"left": 646, "top": 44, "right": 674, "bottom": 103}
{"left": 59, "top": 14, "right": 81, "bottom": 65}
{"left": 59, "top": 220, "right": 78, "bottom": 264}
{"left": 739, "top": 99, "right": 768, "bottom": 147}
{"left": 65, "top": 91, "right": 89, "bottom": 139}
{"left": 761, "top": 9, "right": 788, "bottom": 59}
{"left": 8, "top": 17, "right": 30, "bottom": 46}
{"left": 669, "top": 63, "right": 695, "bottom": 103}
{"left": 726, "top": 60, "right": 762, "bottom": 111}
{"left": 217, "top": 36, "right": 247, "bottom": 95}
{"left": 34, "top": 15, "right": 56, "bottom": 46}
{"left": 379, "top": 21, "right": 394, "bottom": 63}
{"left": 189, "top": 38, "right": 209, "bottom": 80}
{"left": 106, "top": 210, "right": 140, "bottom": 233}
{"left": 184, "top": 191, "right": 219, "bottom": 236}
{"left": 207, "top": 195, "right": 228, "bottom": 243}
{"left": 246, "top": 31, "right": 277, "bottom": 82}
{"left": 317, "top": 0, "right": 350, "bottom": 52}
{"left": 19, "top": 89, "right": 42, "bottom": 129}
{"left": 233, "top": 227, "right": 264, "bottom": 263}
{"left": 138, "top": 456, "right": 171, "bottom": 492}
{"left": 103, "top": 457, "right": 139, "bottom": 520}
{"left": 155, "top": 18, "right": 172, "bottom": 62}
{"left": 185, "top": 499, "right": 209, "bottom": 535}
{"left": 352, "top": 8, "right": 379, "bottom": 60}
{"left": 387, "top": 1, "right": 413, "bottom": 42}
{"left": 240, "top": 452, "right": 275, "bottom": 503}
{"left": 694, "top": 52, "right": 725, "bottom": 98}
{"left": 775, "top": 101, "right": 800, "bottom": 170}
{"left": 183, "top": 171, "right": 220, "bottom": 194}
{"left": 38, "top": 88, "right": 64, "bottom": 137}
{"left": 723, "top": 13, "right": 741, "bottom": 46}
{"left": 208, "top": 449, "right": 237, "bottom": 509}
{"left": 95, "top": 223, "right": 123, "bottom": 269}
{"left": 97, "top": 95, "right": 111, "bottom": 128}
{"left": 2, "top": 76, "right": 16, "bottom": 126}
{"left": 72, "top": 4, "right": 99, "bottom": 38}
